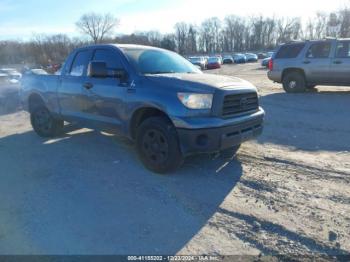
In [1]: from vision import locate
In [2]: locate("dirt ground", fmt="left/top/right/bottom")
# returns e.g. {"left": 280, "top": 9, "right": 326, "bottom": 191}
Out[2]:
{"left": 0, "top": 63, "right": 349, "bottom": 256}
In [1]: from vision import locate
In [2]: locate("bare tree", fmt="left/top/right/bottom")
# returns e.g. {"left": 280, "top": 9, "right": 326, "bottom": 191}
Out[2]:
{"left": 161, "top": 34, "right": 177, "bottom": 51}
{"left": 338, "top": 7, "right": 350, "bottom": 37}
{"left": 276, "top": 17, "right": 301, "bottom": 43}
{"left": 199, "top": 18, "right": 222, "bottom": 53}
{"left": 76, "top": 13, "right": 119, "bottom": 44}
{"left": 141, "top": 31, "right": 163, "bottom": 47}
{"left": 187, "top": 25, "right": 198, "bottom": 53}
{"left": 174, "top": 22, "right": 189, "bottom": 54}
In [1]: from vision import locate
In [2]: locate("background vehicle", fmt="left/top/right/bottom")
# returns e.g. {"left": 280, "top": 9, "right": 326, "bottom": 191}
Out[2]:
{"left": 261, "top": 57, "right": 271, "bottom": 67}
{"left": 233, "top": 53, "right": 247, "bottom": 63}
{"left": 0, "top": 73, "right": 9, "bottom": 84}
{"left": 0, "top": 68, "right": 22, "bottom": 80}
{"left": 0, "top": 71, "right": 21, "bottom": 114}
{"left": 223, "top": 55, "right": 234, "bottom": 64}
{"left": 245, "top": 53, "right": 258, "bottom": 62}
{"left": 207, "top": 57, "right": 221, "bottom": 69}
{"left": 24, "top": 69, "right": 49, "bottom": 75}
{"left": 258, "top": 53, "right": 268, "bottom": 59}
{"left": 268, "top": 38, "right": 350, "bottom": 92}
{"left": 188, "top": 56, "right": 207, "bottom": 70}
{"left": 21, "top": 44, "right": 264, "bottom": 173}
{"left": 214, "top": 55, "right": 223, "bottom": 65}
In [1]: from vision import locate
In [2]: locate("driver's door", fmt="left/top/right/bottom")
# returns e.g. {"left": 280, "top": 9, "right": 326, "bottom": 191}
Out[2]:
{"left": 80, "top": 48, "right": 128, "bottom": 133}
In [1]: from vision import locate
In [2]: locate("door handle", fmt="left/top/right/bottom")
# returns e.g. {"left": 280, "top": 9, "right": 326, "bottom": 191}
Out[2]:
{"left": 303, "top": 60, "right": 311, "bottom": 64}
{"left": 333, "top": 60, "right": 343, "bottom": 64}
{"left": 83, "top": 82, "right": 93, "bottom": 89}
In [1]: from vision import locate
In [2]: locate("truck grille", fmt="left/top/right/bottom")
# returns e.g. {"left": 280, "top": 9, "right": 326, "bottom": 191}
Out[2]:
{"left": 222, "top": 92, "right": 259, "bottom": 117}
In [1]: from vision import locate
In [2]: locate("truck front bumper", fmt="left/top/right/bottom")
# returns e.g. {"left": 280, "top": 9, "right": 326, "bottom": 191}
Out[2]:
{"left": 175, "top": 108, "right": 264, "bottom": 156}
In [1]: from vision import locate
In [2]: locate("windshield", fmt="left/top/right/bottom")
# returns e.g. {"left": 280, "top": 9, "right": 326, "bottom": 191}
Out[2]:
{"left": 121, "top": 48, "right": 201, "bottom": 75}
{"left": 208, "top": 57, "right": 219, "bottom": 63}
{"left": 189, "top": 57, "right": 201, "bottom": 63}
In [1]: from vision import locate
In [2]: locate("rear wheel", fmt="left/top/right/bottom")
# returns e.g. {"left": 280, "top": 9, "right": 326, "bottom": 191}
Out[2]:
{"left": 136, "top": 116, "right": 184, "bottom": 174}
{"left": 282, "top": 72, "right": 306, "bottom": 93}
{"left": 30, "top": 106, "right": 63, "bottom": 137}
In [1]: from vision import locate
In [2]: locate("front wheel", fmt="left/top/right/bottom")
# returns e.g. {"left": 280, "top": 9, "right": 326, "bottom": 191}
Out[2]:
{"left": 136, "top": 117, "right": 184, "bottom": 174}
{"left": 30, "top": 106, "right": 63, "bottom": 138}
{"left": 282, "top": 72, "right": 306, "bottom": 93}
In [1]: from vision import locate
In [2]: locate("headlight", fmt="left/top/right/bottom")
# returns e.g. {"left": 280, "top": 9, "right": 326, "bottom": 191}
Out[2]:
{"left": 177, "top": 93, "right": 213, "bottom": 109}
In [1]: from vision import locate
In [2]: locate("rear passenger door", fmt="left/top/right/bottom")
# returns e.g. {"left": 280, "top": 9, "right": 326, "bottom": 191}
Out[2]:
{"left": 302, "top": 42, "right": 332, "bottom": 84}
{"left": 59, "top": 49, "right": 92, "bottom": 121}
{"left": 331, "top": 40, "right": 350, "bottom": 84}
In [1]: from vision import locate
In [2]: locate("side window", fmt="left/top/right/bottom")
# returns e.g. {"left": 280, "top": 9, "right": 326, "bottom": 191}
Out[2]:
{"left": 275, "top": 43, "right": 305, "bottom": 59}
{"left": 93, "top": 49, "right": 123, "bottom": 69}
{"left": 336, "top": 41, "right": 350, "bottom": 58}
{"left": 70, "top": 50, "right": 90, "bottom": 76}
{"left": 306, "top": 42, "right": 331, "bottom": 59}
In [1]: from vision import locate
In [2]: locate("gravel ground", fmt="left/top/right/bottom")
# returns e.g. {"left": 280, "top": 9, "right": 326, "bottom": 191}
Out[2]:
{"left": 0, "top": 63, "right": 349, "bottom": 256}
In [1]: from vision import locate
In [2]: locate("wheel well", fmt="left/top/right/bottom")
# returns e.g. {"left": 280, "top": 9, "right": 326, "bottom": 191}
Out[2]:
{"left": 129, "top": 107, "right": 172, "bottom": 140}
{"left": 28, "top": 94, "right": 45, "bottom": 113}
{"left": 282, "top": 68, "right": 306, "bottom": 81}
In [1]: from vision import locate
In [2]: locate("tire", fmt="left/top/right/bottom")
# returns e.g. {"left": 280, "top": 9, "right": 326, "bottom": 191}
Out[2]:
{"left": 282, "top": 72, "right": 306, "bottom": 93}
{"left": 136, "top": 116, "right": 184, "bottom": 174}
{"left": 30, "top": 105, "right": 63, "bottom": 138}
{"left": 220, "top": 145, "right": 241, "bottom": 159}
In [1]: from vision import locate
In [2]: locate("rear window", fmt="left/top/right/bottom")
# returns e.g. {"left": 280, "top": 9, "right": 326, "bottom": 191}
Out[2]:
{"left": 275, "top": 43, "right": 305, "bottom": 59}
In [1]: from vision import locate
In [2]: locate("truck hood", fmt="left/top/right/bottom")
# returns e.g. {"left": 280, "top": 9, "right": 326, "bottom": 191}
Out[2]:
{"left": 145, "top": 73, "right": 256, "bottom": 93}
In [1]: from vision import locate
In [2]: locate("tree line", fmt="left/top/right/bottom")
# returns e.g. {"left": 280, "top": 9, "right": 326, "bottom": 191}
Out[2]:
{"left": 0, "top": 6, "right": 349, "bottom": 67}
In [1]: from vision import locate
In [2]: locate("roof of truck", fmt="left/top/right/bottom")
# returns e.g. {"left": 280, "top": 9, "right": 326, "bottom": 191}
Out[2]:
{"left": 284, "top": 38, "right": 350, "bottom": 45}
{"left": 81, "top": 44, "right": 162, "bottom": 50}
{"left": 78, "top": 44, "right": 175, "bottom": 53}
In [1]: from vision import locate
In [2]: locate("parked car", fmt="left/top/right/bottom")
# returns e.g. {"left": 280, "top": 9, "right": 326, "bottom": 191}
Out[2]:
{"left": 258, "top": 53, "right": 268, "bottom": 59}
{"left": 0, "top": 68, "right": 22, "bottom": 80}
{"left": 233, "top": 54, "right": 247, "bottom": 63}
{"left": 261, "top": 57, "right": 271, "bottom": 68}
{"left": 212, "top": 55, "right": 223, "bottom": 65}
{"left": 267, "top": 51, "right": 275, "bottom": 57}
{"left": 21, "top": 44, "right": 264, "bottom": 173}
{"left": 188, "top": 56, "right": 207, "bottom": 70}
{"left": 268, "top": 38, "right": 350, "bottom": 93}
{"left": 245, "top": 53, "right": 258, "bottom": 62}
{"left": 24, "top": 69, "right": 48, "bottom": 75}
{"left": 207, "top": 57, "right": 222, "bottom": 69}
{"left": 0, "top": 73, "right": 9, "bottom": 84}
{"left": 0, "top": 73, "right": 19, "bottom": 85}
{"left": 223, "top": 55, "right": 234, "bottom": 64}
{"left": 47, "top": 63, "right": 62, "bottom": 74}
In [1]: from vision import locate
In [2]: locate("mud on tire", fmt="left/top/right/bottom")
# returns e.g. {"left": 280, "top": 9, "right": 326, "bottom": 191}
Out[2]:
{"left": 30, "top": 106, "right": 63, "bottom": 138}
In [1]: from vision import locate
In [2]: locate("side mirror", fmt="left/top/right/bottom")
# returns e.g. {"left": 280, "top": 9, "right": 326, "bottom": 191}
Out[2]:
{"left": 87, "top": 61, "right": 108, "bottom": 78}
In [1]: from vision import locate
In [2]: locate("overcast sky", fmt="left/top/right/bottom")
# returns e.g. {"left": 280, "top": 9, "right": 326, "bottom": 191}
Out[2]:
{"left": 0, "top": 0, "right": 349, "bottom": 40}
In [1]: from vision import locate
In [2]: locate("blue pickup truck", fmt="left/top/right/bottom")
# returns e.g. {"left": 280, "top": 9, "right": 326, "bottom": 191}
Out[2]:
{"left": 21, "top": 44, "right": 265, "bottom": 173}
